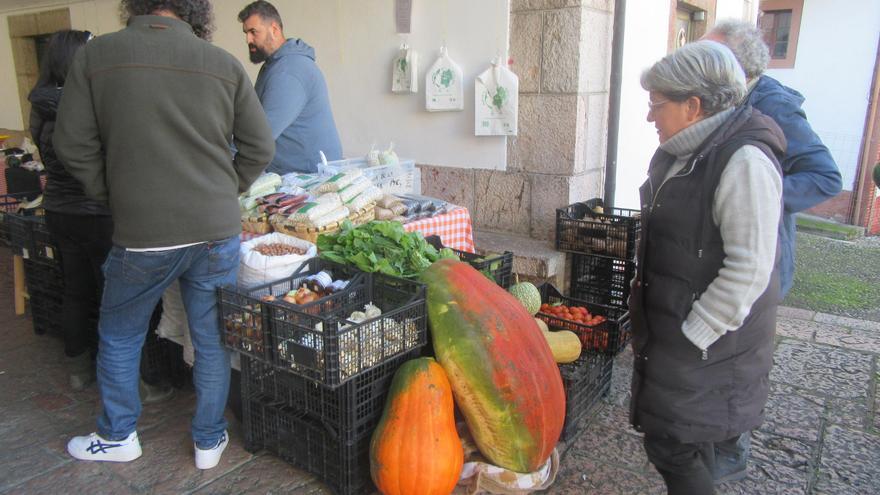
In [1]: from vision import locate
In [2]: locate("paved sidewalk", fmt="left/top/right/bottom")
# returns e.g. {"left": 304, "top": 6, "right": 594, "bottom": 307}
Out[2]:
{"left": 1, "top": 253, "right": 878, "bottom": 494}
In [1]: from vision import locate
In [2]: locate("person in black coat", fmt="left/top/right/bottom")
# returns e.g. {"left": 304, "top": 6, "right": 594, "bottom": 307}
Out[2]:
{"left": 28, "top": 29, "right": 112, "bottom": 391}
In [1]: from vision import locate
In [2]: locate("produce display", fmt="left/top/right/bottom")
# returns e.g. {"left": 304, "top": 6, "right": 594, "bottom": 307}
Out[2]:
{"left": 277, "top": 301, "right": 421, "bottom": 381}
{"left": 539, "top": 303, "right": 607, "bottom": 327}
{"left": 535, "top": 318, "right": 582, "bottom": 364}
{"left": 252, "top": 242, "right": 309, "bottom": 257}
{"left": 370, "top": 357, "right": 463, "bottom": 495}
{"left": 538, "top": 303, "right": 610, "bottom": 351}
{"left": 317, "top": 220, "right": 458, "bottom": 278}
{"left": 422, "top": 259, "right": 565, "bottom": 473}
{"left": 509, "top": 279, "right": 541, "bottom": 315}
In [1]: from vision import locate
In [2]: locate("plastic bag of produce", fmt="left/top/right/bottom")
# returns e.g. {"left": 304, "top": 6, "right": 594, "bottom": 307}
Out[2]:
{"left": 288, "top": 194, "right": 342, "bottom": 223}
{"left": 239, "top": 232, "right": 316, "bottom": 289}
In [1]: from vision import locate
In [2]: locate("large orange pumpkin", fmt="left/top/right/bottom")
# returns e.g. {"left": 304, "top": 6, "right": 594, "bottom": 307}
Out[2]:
{"left": 370, "top": 357, "right": 463, "bottom": 495}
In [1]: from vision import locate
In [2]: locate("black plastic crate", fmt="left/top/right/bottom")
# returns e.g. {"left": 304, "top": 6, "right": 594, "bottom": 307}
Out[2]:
{"left": 30, "top": 216, "right": 62, "bottom": 266}
{"left": 537, "top": 283, "right": 631, "bottom": 355}
{"left": 141, "top": 333, "right": 191, "bottom": 389}
{"left": 24, "top": 258, "right": 64, "bottom": 296}
{"left": 29, "top": 289, "right": 63, "bottom": 336}
{"left": 0, "top": 194, "right": 24, "bottom": 245}
{"left": 424, "top": 235, "right": 514, "bottom": 289}
{"left": 5, "top": 210, "right": 39, "bottom": 258}
{"left": 559, "top": 351, "right": 613, "bottom": 442}
{"left": 244, "top": 394, "right": 373, "bottom": 495}
{"left": 241, "top": 349, "right": 417, "bottom": 441}
{"left": 220, "top": 258, "right": 427, "bottom": 388}
{"left": 569, "top": 253, "right": 635, "bottom": 309}
{"left": 456, "top": 249, "right": 514, "bottom": 289}
{"left": 218, "top": 287, "right": 273, "bottom": 363}
{"left": 556, "top": 199, "right": 641, "bottom": 260}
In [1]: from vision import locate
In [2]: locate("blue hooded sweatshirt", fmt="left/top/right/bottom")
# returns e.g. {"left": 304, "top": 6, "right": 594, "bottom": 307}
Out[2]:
{"left": 747, "top": 75, "right": 842, "bottom": 299}
{"left": 255, "top": 38, "right": 342, "bottom": 174}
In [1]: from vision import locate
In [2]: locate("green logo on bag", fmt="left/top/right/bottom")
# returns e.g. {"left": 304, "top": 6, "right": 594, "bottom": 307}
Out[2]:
{"left": 432, "top": 68, "right": 454, "bottom": 89}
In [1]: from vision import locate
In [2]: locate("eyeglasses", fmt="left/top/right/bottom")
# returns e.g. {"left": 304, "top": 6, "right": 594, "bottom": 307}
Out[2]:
{"left": 647, "top": 99, "right": 670, "bottom": 111}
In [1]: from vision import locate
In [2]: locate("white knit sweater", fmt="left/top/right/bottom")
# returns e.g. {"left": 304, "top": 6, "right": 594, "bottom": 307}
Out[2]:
{"left": 658, "top": 109, "right": 783, "bottom": 352}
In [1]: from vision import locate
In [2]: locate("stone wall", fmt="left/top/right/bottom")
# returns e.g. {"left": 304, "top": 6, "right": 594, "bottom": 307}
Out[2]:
{"left": 420, "top": 0, "right": 614, "bottom": 243}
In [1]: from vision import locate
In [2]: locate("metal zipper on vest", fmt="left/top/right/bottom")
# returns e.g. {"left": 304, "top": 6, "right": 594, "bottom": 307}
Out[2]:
{"left": 649, "top": 153, "right": 702, "bottom": 212}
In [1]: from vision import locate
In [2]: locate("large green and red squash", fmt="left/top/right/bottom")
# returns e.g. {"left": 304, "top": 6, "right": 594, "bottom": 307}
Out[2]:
{"left": 370, "top": 357, "right": 463, "bottom": 495}
{"left": 421, "top": 259, "right": 565, "bottom": 472}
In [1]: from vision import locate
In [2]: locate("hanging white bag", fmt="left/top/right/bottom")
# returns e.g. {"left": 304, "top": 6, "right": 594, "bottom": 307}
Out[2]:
{"left": 425, "top": 46, "right": 463, "bottom": 112}
{"left": 475, "top": 58, "right": 519, "bottom": 136}
{"left": 392, "top": 43, "right": 418, "bottom": 93}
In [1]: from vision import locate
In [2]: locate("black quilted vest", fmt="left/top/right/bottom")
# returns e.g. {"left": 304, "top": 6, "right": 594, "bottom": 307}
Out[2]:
{"left": 629, "top": 105, "right": 786, "bottom": 443}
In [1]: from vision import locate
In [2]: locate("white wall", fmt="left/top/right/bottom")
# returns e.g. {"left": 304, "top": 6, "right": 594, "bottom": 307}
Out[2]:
{"left": 1, "top": 0, "right": 510, "bottom": 171}
{"left": 212, "top": 0, "right": 510, "bottom": 170}
{"left": 613, "top": 0, "right": 672, "bottom": 209}
{"left": 765, "top": 0, "right": 880, "bottom": 191}
{"left": 0, "top": 0, "right": 123, "bottom": 131}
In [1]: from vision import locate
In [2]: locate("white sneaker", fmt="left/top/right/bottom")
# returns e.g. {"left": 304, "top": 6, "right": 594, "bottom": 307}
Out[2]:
{"left": 67, "top": 431, "right": 142, "bottom": 462}
{"left": 194, "top": 430, "right": 228, "bottom": 469}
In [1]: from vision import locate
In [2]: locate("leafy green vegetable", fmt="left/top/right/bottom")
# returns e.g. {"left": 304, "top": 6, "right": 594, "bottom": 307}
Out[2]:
{"left": 316, "top": 220, "right": 446, "bottom": 278}
{"left": 438, "top": 247, "right": 459, "bottom": 261}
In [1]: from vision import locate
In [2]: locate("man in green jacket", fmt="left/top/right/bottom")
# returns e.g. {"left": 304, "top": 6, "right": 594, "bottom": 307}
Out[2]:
{"left": 54, "top": 0, "right": 274, "bottom": 469}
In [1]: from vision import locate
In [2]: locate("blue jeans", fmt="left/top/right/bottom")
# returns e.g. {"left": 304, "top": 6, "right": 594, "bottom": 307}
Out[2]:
{"left": 95, "top": 236, "right": 239, "bottom": 449}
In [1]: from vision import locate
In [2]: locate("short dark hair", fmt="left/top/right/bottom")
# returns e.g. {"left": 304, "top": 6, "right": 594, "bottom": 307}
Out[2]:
{"left": 120, "top": 0, "right": 215, "bottom": 40}
{"left": 238, "top": 1, "right": 283, "bottom": 30}
{"left": 35, "top": 30, "right": 91, "bottom": 88}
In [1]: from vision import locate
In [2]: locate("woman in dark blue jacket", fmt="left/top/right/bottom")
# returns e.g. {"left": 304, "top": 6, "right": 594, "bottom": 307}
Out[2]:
{"left": 28, "top": 30, "right": 113, "bottom": 391}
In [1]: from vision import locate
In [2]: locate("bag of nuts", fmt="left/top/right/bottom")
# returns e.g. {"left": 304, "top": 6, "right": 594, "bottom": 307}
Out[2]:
{"left": 239, "top": 232, "right": 317, "bottom": 289}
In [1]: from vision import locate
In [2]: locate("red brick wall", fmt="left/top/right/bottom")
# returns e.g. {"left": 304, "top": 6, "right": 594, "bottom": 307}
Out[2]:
{"left": 806, "top": 191, "right": 852, "bottom": 223}
{"left": 870, "top": 195, "right": 880, "bottom": 235}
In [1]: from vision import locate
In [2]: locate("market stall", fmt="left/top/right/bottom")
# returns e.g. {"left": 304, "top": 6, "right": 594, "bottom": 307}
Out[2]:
{"left": 7, "top": 146, "right": 639, "bottom": 494}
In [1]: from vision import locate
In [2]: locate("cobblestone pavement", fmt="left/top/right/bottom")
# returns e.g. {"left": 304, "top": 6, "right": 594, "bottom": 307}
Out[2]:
{"left": 1, "top": 258, "right": 878, "bottom": 494}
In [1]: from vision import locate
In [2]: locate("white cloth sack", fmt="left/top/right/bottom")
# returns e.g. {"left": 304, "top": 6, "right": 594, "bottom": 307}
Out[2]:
{"left": 238, "top": 233, "right": 316, "bottom": 289}
{"left": 392, "top": 44, "right": 418, "bottom": 93}
{"left": 156, "top": 281, "right": 194, "bottom": 365}
{"left": 475, "top": 61, "right": 519, "bottom": 136}
{"left": 156, "top": 281, "right": 241, "bottom": 371}
{"left": 426, "top": 46, "right": 464, "bottom": 112}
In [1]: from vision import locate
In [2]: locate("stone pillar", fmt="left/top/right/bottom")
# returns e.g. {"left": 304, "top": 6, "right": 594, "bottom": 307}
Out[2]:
{"left": 421, "top": 0, "right": 614, "bottom": 243}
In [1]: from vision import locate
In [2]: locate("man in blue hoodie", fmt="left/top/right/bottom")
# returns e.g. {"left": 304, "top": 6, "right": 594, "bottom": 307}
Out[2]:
{"left": 705, "top": 21, "right": 842, "bottom": 303}
{"left": 703, "top": 20, "right": 843, "bottom": 485}
{"left": 239, "top": 1, "right": 342, "bottom": 174}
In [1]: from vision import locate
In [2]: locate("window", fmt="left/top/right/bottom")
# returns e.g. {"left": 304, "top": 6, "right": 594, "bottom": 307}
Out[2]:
{"left": 759, "top": 0, "right": 803, "bottom": 68}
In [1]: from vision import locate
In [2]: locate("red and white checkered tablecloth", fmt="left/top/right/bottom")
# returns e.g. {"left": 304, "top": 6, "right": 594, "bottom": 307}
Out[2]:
{"left": 241, "top": 207, "right": 475, "bottom": 253}
{"left": 403, "top": 207, "right": 475, "bottom": 253}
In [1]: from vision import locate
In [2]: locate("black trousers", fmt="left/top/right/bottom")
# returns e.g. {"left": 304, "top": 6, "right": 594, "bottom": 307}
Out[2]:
{"left": 45, "top": 211, "right": 113, "bottom": 357}
{"left": 643, "top": 434, "right": 742, "bottom": 495}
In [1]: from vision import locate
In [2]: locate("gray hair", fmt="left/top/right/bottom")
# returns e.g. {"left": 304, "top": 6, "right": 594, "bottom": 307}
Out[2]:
{"left": 640, "top": 40, "right": 746, "bottom": 116}
{"left": 708, "top": 20, "right": 770, "bottom": 79}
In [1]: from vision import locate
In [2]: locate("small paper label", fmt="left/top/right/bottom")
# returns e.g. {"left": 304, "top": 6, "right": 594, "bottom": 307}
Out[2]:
{"left": 395, "top": 0, "right": 412, "bottom": 34}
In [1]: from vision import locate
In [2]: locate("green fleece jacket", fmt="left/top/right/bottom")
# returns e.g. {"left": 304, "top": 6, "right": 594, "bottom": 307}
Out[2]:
{"left": 54, "top": 15, "right": 274, "bottom": 248}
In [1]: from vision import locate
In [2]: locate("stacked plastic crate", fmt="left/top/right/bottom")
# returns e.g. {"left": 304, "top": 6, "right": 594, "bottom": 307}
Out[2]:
{"left": 219, "top": 258, "right": 428, "bottom": 495}
{"left": 19, "top": 215, "right": 65, "bottom": 336}
{"left": 550, "top": 198, "right": 641, "bottom": 441}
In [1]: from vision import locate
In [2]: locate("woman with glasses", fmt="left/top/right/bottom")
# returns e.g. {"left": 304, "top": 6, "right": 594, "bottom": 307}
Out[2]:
{"left": 628, "top": 40, "right": 785, "bottom": 494}
{"left": 28, "top": 29, "right": 112, "bottom": 391}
